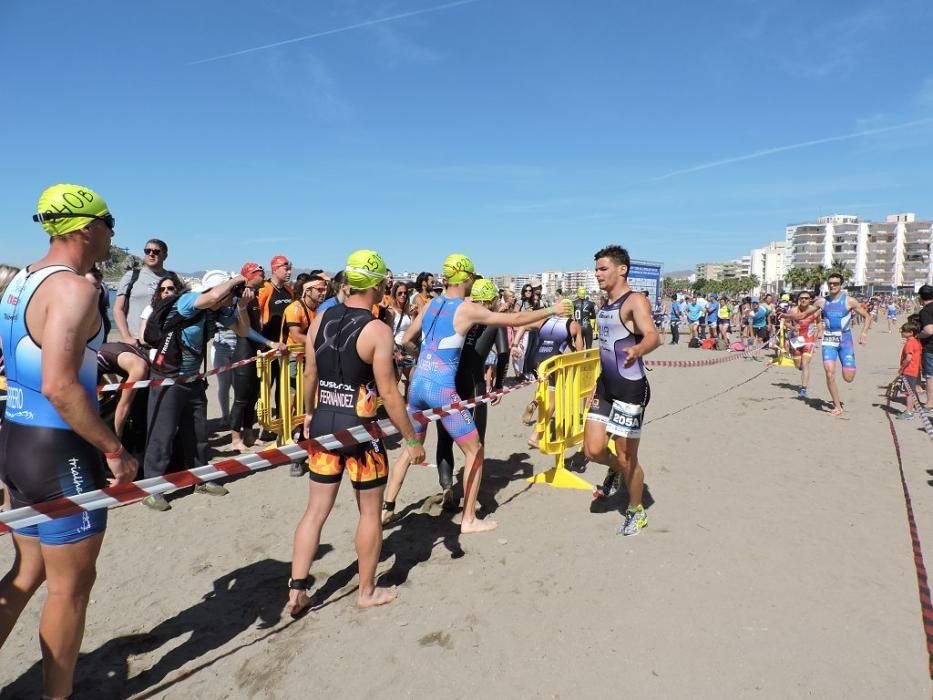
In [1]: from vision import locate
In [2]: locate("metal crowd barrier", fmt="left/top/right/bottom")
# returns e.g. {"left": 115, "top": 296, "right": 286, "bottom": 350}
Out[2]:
{"left": 527, "top": 348, "right": 601, "bottom": 490}
{"left": 256, "top": 345, "right": 307, "bottom": 445}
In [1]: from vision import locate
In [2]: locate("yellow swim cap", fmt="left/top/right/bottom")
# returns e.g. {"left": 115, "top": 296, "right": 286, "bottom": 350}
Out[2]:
{"left": 35, "top": 184, "right": 110, "bottom": 237}
{"left": 471, "top": 278, "right": 499, "bottom": 302}
{"left": 443, "top": 253, "right": 475, "bottom": 284}
{"left": 345, "top": 249, "right": 387, "bottom": 290}
{"left": 577, "top": 287, "right": 586, "bottom": 299}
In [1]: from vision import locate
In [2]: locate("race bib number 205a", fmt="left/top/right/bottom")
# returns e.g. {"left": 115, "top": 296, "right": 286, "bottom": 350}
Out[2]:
{"left": 607, "top": 399, "right": 644, "bottom": 438}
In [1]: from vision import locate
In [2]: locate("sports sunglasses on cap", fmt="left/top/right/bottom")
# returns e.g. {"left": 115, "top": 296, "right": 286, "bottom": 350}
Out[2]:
{"left": 33, "top": 211, "right": 116, "bottom": 230}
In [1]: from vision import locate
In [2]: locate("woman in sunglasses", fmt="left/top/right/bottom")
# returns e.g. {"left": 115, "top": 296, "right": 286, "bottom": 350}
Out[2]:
{"left": 137, "top": 277, "right": 179, "bottom": 346}
{"left": 386, "top": 281, "right": 415, "bottom": 394}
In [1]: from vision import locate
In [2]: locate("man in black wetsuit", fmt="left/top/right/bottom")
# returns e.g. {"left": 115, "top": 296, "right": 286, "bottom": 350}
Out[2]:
{"left": 572, "top": 287, "right": 597, "bottom": 349}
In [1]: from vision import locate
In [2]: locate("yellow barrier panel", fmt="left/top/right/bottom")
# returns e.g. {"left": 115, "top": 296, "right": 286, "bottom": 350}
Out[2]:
{"left": 770, "top": 321, "right": 797, "bottom": 368}
{"left": 527, "top": 348, "right": 601, "bottom": 490}
{"left": 256, "top": 351, "right": 283, "bottom": 439}
{"left": 256, "top": 346, "right": 307, "bottom": 445}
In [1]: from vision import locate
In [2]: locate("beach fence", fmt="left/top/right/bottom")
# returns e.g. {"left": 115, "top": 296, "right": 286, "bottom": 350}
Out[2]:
{"left": 256, "top": 344, "right": 306, "bottom": 443}
{"left": 527, "top": 349, "right": 601, "bottom": 491}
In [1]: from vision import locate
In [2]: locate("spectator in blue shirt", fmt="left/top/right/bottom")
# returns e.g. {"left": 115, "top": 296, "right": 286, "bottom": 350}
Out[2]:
{"left": 706, "top": 297, "right": 720, "bottom": 339}
{"left": 686, "top": 296, "right": 704, "bottom": 342}
{"left": 669, "top": 294, "right": 683, "bottom": 345}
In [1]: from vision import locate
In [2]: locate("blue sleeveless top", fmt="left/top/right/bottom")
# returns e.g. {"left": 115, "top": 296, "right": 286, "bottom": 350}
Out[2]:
{"left": 0, "top": 265, "right": 103, "bottom": 429}
{"left": 416, "top": 295, "right": 465, "bottom": 386}
{"left": 823, "top": 292, "right": 852, "bottom": 334}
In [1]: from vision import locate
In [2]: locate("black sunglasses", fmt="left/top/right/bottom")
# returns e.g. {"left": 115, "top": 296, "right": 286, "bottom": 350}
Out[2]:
{"left": 33, "top": 211, "right": 115, "bottom": 230}
{"left": 160, "top": 285, "right": 176, "bottom": 292}
{"left": 144, "top": 248, "right": 164, "bottom": 256}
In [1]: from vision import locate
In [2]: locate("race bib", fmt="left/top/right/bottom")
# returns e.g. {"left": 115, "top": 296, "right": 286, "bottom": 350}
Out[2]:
{"left": 607, "top": 399, "right": 644, "bottom": 438}
{"left": 789, "top": 335, "right": 806, "bottom": 349}
{"left": 823, "top": 331, "right": 842, "bottom": 347}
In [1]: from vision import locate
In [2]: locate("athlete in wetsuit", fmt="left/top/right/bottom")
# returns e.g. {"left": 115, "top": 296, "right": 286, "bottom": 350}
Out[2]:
{"left": 0, "top": 184, "right": 139, "bottom": 699}
{"left": 782, "top": 272, "right": 870, "bottom": 415}
{"left": 383, "top": 254, "right": 572, "bottom": 533}
{"left": 582, "top": 245, "right": 660, "bottom": 536}
{"left": 288, "top": 250, "right": 424, "bottom": 616}
{"left": 572, "top": 287, "right": 597, "bottom": 348}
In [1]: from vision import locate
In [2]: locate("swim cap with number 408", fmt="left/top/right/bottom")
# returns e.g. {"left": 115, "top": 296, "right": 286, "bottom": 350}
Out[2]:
{"left": 345, "top": 249, "right": 388, "bottom": 290}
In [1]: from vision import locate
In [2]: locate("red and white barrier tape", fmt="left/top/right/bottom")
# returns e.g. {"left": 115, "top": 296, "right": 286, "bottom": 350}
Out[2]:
{"left": 97, "top": 348, "right": 294, "bottom": 394}
{"left": 0, "top": 378, "right": 536, "bottom": 534}
{"left": 884, "top": 386, "right": 933, "bottom": 679}
{"left": 644, "top": 339, "right": 773, "bottom": 369}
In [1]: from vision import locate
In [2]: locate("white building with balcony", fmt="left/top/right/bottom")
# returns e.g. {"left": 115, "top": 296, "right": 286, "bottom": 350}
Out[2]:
{"left": 786, "top": 213, "right": 933, "bottom": 291}
{"left": 750, "top": 241, "right": 788, "bottom": 295}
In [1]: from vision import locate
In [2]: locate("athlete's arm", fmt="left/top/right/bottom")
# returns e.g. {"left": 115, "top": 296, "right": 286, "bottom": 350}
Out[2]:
{"left": 366, "top": 323, "right": 425, "bottom": 464}
{"left": 301, "top": 314, "right": 324, "bottom": 435}
{"left": 40, "top": 276, "right": 138, "bottom": 483}
{"left": 400, "top": 308, "right": 425, "bottom": 354}
{"left": 849, "top": 297, "right": 871, "bottom": 342}
{"left": 782, "top": 298, "right": 824, "bottom": 322}
{"left": 570, "top": 320, "right": 584, "bottom": 351}
{"left": 456, "top": 299, "right": 571, "bottom": 334}
{"left": 112, "top": 294, "right": 136, "bottom": 344}
{"left": 621, "top": 294, "right": 661, "bottom": 367}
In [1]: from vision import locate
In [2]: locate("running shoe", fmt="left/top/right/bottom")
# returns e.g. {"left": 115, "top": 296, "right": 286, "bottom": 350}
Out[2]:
{"left": 798, "top": 388, "right": 809, "bottom": 398}
{"left": 196, "top": 482, "right": 229, "bottom": 496}
{"left": 592, "top": 468, "right": 620, "bottom": 500}
{"left": 619, "top": 506, "right": 648, "bottom": 536}
{"left": 289, "top": 462, "right": 306, "bottom": 477}
{"left": 896, "top": 411, "right": 915, "bottom": 421}
{"left": 142, "top": 494, "right": 171, "bottom": 511}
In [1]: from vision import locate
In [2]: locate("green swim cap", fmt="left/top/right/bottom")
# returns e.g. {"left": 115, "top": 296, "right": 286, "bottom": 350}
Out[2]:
{"left": 345, "top": 249, "right": 388, "bottom": 290}
{"left": 36, "top": 184, "right": 110, "bottom": 237}
{"left": 577, "top": 287, "right": 586, "bottom": 299}
{"left": 471, "top": 278, "right": 499, "bottom": 302}
{"left": 443, "top": 253, "right": 475, "bottom": 284}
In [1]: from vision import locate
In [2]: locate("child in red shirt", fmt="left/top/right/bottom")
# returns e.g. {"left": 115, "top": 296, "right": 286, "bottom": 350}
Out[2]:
{"left": 898, "top": 321, "right": 922, "bottom": 420}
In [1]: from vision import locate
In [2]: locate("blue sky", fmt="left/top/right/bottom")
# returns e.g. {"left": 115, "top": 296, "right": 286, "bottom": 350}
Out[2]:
{"left": 3, "top": 0, "right": 932, "bottom": 275}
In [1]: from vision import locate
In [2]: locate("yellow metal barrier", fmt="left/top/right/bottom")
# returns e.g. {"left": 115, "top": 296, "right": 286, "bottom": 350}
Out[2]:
{"left": 527, "top": 348, "right": 601, "bottom": 490}
{"left": 770, "top": 321, "right": 797, "bottom": 368}
{"left": 256, "top": 346, "right": 307, "bottom": 445}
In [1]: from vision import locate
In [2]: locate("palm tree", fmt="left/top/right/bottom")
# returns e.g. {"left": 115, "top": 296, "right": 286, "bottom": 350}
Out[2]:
{"left": 827, "top": 259, "right": 852, "bottom": 284}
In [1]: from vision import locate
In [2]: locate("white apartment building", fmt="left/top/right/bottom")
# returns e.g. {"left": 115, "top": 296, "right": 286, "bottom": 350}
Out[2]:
{"left": 695, "top": 263, "right": 724, "bottom": 280}
{"left": 750, "top": 241, "right": 787, "bottom": 295}
{"left": 786, "top": 213, "right": 933, "bottom": 290}
{"left": 722, "top": 256, "right": 751, "bottom": 279}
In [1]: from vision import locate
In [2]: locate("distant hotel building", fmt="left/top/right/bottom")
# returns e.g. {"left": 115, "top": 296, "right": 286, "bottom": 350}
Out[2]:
{"left": 786, "top": 213, "right": 933, "bottom": 291}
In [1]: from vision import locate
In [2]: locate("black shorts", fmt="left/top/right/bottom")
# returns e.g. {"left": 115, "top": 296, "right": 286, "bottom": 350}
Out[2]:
{"left": 755, "top": 327, "right": 770, "bottom": 342}
{"left": 586, "top": 375, "right": 650, "bottom": 439}
{"left": 0, "top": 421, "right": 108, "bottom": 544}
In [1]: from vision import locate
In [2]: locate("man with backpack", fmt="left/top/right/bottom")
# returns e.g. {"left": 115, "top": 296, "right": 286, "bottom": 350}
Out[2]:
{"left": 141, "top": 269, "right": 286, "bottom": 511}
{"left": 113, "top": 238, "right": 185, "bottom": 345}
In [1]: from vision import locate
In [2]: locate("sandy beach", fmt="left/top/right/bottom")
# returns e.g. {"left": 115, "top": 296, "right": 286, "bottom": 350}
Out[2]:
{"left": 2, "top": 325, "right": 931, "bottom": 699}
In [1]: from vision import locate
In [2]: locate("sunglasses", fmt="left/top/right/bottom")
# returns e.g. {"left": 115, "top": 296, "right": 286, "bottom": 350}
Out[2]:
{"left": 33, "top": 211, "right": 115, "bottom": 230}
{"left": 145, "top": 248, "right": 165, "bottom": 256}
{"left": 160, "top": 285, "right": 176, "bottom": 292}
{"left": 304, "top": 286, "right": 326, "bottom": 295}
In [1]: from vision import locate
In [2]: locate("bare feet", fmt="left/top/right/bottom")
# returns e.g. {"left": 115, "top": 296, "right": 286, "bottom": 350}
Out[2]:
{"left": 827, "top": 406, "right": 843, "bottom": 417}
{"left": 460, "top": 516, "right": 498, "bottom": 534}
{"left": 381, "top": 508, "right": 397, "bottom": 526}
{"left": 229, "top": 441, "right": 249, "bottom": 452}
{"left": 358, "top": 585, "right": 398, "bottom": 608}
{"left": 286, "top": 589, "right": 312, "bottom": 618}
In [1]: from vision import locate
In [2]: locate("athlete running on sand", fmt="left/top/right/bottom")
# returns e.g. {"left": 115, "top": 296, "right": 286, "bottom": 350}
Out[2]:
{"left": 782, "top": 272, "right": 871, "bottom": 416}
{"left": 583, "top": 245, "right": 661, "bottom": 536}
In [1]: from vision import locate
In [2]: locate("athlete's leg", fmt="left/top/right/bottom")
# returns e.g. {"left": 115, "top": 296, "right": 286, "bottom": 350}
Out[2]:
{"left": 613, "top": 435, "right": 644, "bottom": 507}
{"left": 823, "top": 360, "right": 843, "bottom": 413}
{"left": 0, "top": 533, "right": 46, "bottom": 647}
{"left": 456, "top": 434, "right": 495, "bottom": 533}
{"left": 840, "top": 335, "right": 857, "bottom": 383}
{"left": 353, "top": 485, "right": 397, "bottom": 607}
{"left": 382, "top": 436, "right": 421, "bottom": 521}
{"left": 288, "top": 479, "right": 340, "bottom": 615}
{"left": 435, "top": 423, "right": 455, "bottom": 491}
{"left": 582, "top": 417, "right": 612, "bottom": 467}
{"left": 801, "top": 352, "right": 812, "bottom": 389}
{"left": 38, "top": 532, "right": 104, "bottom": 699}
